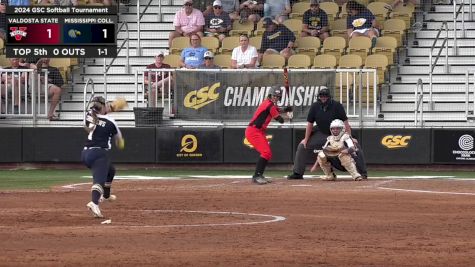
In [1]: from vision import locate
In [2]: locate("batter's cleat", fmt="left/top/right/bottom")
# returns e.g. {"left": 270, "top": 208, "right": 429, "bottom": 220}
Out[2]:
{"left": 361, "top": 175, "right": 368, "bottom": 180}
{"left": 322, "top": 172, "right": 337, "bottom": 181}
{"left": 86, "top": 201, "right": 103, "bottom": 218}
{"left": 286, "top": 173, "right": 303, "bottom": 180}
{"left": 100, "top": 194, "right": 117, "bottom": 203}
{"left": 354, "top": 176, "right": 363, "bottom": 181}
{"left": 252, "top": 175, "right": 268, "bottom": 185}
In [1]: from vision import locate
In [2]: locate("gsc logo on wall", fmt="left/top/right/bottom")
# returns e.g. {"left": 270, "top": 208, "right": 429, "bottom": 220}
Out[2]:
{"left": 176, "top": 134, "right": 203, "bottom": 157}
{"left": 381, "top": 135, "right": 412, "bottom": 149}
{"left": 243, "top": 135, "right": 273, "bottom": 149}
{"left": 183, "top": 82, "right": 220, "bottom": 110}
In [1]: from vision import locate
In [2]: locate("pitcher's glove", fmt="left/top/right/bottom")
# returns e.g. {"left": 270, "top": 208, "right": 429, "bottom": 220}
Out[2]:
{"left": 108, "top": 97, "right": 128, "bottom": 112}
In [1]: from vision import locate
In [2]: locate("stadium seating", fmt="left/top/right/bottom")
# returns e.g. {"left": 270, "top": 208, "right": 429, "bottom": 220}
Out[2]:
{"left": 390, "top": 5, "right": 414, "bottom": 29}
{"left": 214, "top": 54, "right": 232, "bottom": 68}
{"left": 201, "top": 36, "right": 220, "bottom": 53}
{"left": 321, "top": 36, "right": 347, "bottom": 62}
{"left": 347, "top": 36, "right": 372, "bottom": 62}
{"left": 282, "top": 19, "right": 303, "bottom": 36}
{"left": 338, "top": 54, "right": 363, "bottom": 69}
{"left": 219, "top": 36, "right": 240, "bottom": 54}
{"left": 249, "top": 36, "right": 262, "bottom": 50}
{"left": 367, "top": 2, "right": 390, "bottom": 26}
{"left": 382, "top": 18, "right": 406, "bottom": 47}
{"left": 289, "top": 2, "right": 310, "bottom": 19}
{"left": 319, "top": 2, "right": 339, "bottom": 27}
{"left": 295, "top": 36, "right": 321, "bottom": 61}
{"left": 163, "top": 54, "right": 181, "bottom": 68}
{"left": 261, "top": 54, "right": 286, "bottom": 69}
{"left": 372, "top": 36, "right": 398, "bottom": 64}
{"left": 364, "top": 54, "right": 389, "bottom": 85}
{"left": 229, "top": 20, "right": 254, "bottom": 37}
{"left": 312, "top": 54, "right": 337, "bottom": 69}
{"left": 331, "top": 18, "right": 350, "bottom": 44}
{"left": 287, "top": 54, "right": 311, "bottom": 69}
{"left": 170, "top": 36, "right": 190, "bottom": 55}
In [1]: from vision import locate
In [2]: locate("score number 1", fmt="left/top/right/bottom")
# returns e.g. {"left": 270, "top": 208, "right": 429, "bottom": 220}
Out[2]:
{"left": 97, "top": 48, "right": 108, "bottom": 56}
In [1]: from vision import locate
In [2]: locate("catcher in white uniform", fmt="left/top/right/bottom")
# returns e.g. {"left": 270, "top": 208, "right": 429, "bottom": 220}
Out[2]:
{"left": 311, "top": 119, "right": 363, "bottom": 181}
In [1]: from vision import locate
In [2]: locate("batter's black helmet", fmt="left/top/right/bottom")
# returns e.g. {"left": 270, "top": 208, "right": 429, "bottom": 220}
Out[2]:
{"left": 317, "top": 88, "right": 331, "bottom": 97}
{"left": 268, "top": 86, "right": 283, "bottom": 98}
{"left": 92, "top": 96, "right": 106, "bottom": 105}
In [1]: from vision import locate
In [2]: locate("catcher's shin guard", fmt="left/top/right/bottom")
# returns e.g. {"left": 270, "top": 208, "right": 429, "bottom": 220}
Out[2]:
{"left": 338, "top": 153, "right": 361, "bottom": 180}
{"left": 317, "top": 152, "right": 336, "bottom": 181}
{"left": 91, "top": 184, "right": 104, "bottom": 205}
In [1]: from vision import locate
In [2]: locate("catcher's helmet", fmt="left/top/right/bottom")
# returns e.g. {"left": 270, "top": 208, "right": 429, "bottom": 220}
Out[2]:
{"left": 330, "top": 119, "right": 344, "bottom": 130}
{"left": 317, "top": 88, "right": 331, "bottom": 98}
{"left": 268, "top": 86, "right": 283, "bottom": 98}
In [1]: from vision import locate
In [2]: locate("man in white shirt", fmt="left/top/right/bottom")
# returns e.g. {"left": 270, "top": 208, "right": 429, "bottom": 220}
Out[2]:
{"left": 231, "top": 34, "right": 258, "bottom": 69}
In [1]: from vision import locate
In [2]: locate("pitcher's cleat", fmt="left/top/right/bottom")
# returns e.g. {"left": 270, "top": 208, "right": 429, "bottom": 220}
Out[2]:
{"left": 87, "top": 201, "right": 103, "bottom": 218}
{"left": 100, "top": 194, "right": 117, "bottom": 203}
{"left": 252, "top": 175, "right": 268, "bottom": 185}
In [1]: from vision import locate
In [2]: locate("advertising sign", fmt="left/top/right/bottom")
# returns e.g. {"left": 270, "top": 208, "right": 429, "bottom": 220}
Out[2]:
{"left": 433, "top": 130, "right": 475, "bottom": 163}
{"left": 174, "top": 70, "right": 335, "bottom": 120}
{"left": 157, "top": 128, "right": 223, "bottom": 163}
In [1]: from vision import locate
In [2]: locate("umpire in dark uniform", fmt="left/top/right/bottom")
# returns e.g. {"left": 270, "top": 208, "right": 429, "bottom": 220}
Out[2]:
{"left": 82, "top": 96, "right": 124, "bottom": 218}
{"left": 287, "top": 88, "right": 367, "bottom": 179}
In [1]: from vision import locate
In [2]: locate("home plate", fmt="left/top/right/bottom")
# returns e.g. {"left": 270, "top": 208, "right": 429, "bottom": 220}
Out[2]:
{"left": 290, "top": 184, "right": 313, "bottom": 187}
{"left": 101, "top": 219, "right": 112, "bottom": 224}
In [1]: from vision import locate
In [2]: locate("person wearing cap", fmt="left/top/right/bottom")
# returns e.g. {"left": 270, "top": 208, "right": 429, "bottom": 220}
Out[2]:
{"left": 301, "top": 0, "right": 330, "bottom": 41}
{"left": 287, "top": 88, "right": 368, "bottom": 180}
{"left": 197, "top": 51, "right": 221, "bottom": 69}
{"left": 346, "top": 1, "right": 379, "bottom": 47}
{"left": 231, "top": 34, "right": 258, "bottom": 69}
{"left": 199, "top": 0, "right": 240, "bottom": 20}
{"left": 263, "top": 0, "right": 291, "bottom": 24}
{"left": 169, "top": 0, "right": 205, "bottom": 48}
{"left": 238, "top": 0, "right": 264, "bottom": 24}
{"left": 144, "top": 52, "right": 172, "bottom": 107}
{"left": 204, "top": 0, "right": 232, "bottom": 42}
{"left": 258, "top": 17, "right": 296, "bottom": 63}
{"left": 179, "top": 33, "right": 208, "bottom": 69}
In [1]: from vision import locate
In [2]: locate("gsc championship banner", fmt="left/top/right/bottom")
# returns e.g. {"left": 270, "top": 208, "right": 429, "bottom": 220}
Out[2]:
{"left": 174, "top": 70, "right": 335, "bottom": 120}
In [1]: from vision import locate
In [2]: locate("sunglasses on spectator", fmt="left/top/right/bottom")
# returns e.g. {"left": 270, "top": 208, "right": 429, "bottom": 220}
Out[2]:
{"left": 184, "top": 3, "right": 192, "bottom": 6}
{"left": 204, "top": 57, "right": 213, "bottom": 60}
{"left": 310, "top": 4, "right": 318, "bottom": 7}
{"left": 213, "top": 5, "right": 221, "bottom": 9}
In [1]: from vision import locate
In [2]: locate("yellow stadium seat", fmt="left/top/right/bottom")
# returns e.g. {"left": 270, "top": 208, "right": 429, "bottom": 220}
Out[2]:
{"left": 283, "top": 19, "right": 303, "bottom": 36}
{"left": 321, "top": 36, "right": 347, "bottom": 63}
{"left": 170, "top": 36, "right": 190, "bottom": 55}
{"left": 347, "top": 36, "right": 372, "bottom": 62}
{"left": 312, "top": 54, "right": 337, "bottom": 69}
{"left": 367, "top": 2, "right": 390, "bottom": 26}
{"left": 201, "top": 36, "right": 220, "bottom": 53}
{"left": 382, "top": 18, "right": 406, "bottom": 47}
{"left": 261, "top": 54, "right": 286, "bottom": 69}
{"left": 214, "top": 54, "right": 232, "bottom": 68}
{"left": 364, "top": 54, "right": 389, "bottom": 85}
{"left": 338, "top": 54, "right": 363, "bottom": 69}
{"left": 390, "top": 5, "right": 414, "bottom": 29}
{"left": 0, "top": 55, "right": 10, "bottom": 67}
{"left": 249, "top": 36, "right": 262, "bottom": 50}
{"left": 229, "top": 20, "right": 254, "bottom": 37}
{"left": 319, "top": 2, "right": 339, "bottom": 24}
{"left": 372, "top": 36, "right": 398, "bottom": 64}
{"left": 331, "top": 18, "right": 349, "bottom": 44}
{"left": 290, "top": 2, "right": 310, "bottom": 19}
{"left": 219, "top": 36, "right": 240, "bottom": 54}
{"left": 339, "top": 3, "right": 348, "bottom": 19}
{"left": 163, "top": 54, "right": 181, "bottom": 68}
{"left": 254, "top": 19, "right": 266, "bottom": 36}
{"left": 295, "top": 36, "right": 320, "bottom": 60}
{"left": 287, "top": 54, "right": 311, "bottom": 69}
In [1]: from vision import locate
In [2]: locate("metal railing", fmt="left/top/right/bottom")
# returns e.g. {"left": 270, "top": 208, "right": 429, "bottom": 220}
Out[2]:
{"left": 0, "top": 69, "right": 49, "bottom": 126}
{"left": 465, "top": 70, "right": 475, "bottom": 120}
{"left": 428, "top": 21, "right": 449, "bottom": 111}
{"left": 414, "top": 78, "right": 424, "bottom": 126}
{"left": 103, "top": 21, "right": 130, "bottom": 100}
{"left": 136, "top": 0, "right": 154, "bottom": 57}
{"left": 83, "top": 78, "right": 95, "bottom": 126}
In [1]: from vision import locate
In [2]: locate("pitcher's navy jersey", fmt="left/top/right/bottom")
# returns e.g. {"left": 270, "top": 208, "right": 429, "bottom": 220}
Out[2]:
{"left": 84, "top": 111, "right": 121, "bottom": 149}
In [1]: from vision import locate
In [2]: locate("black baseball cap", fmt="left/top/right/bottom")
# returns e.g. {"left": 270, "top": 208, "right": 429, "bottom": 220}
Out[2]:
{"left": 318, "top": 88, "right": 331, "bottom": 97}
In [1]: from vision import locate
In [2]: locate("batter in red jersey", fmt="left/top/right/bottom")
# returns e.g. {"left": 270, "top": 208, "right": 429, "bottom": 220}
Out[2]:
{"left": 245, "top": 86, "right": 293, "bottom": 185}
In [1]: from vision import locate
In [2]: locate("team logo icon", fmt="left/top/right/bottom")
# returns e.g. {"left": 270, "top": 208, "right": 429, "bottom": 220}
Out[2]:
{"left": 458, "top": 134, "right": 474, "bottom": 151}
{"left": 9, "top": 27, "right": 27, "bottom": 41}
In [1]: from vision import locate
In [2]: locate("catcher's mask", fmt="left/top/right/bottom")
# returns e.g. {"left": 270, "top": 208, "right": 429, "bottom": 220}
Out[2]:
{"left": 268, "top": 86, "right": 283, "bottom": 100}
{"left": 91, "top": 96, "right": 106, "bottom": 113}
{"left": 330, "top": 119, "right": 345, "bottom": 139}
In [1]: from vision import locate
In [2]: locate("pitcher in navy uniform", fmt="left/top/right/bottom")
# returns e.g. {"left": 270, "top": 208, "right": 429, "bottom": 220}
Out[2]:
{"left": 82, "top": 96, "right": 125, "bottom": 218}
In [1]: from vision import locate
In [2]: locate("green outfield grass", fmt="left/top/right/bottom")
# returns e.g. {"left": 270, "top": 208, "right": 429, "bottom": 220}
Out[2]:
{"left": 0, "top": 169, "right": 474, "bottom": 190}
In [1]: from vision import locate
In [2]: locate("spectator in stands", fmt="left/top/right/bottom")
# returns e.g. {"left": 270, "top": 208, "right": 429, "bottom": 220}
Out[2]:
{"left": 231, "top": 34, "right": 258, "bottom": 69}
{"left": 258, "top": 17, "right": 295, "bottom": 63}
{"left": 387, "top": 0, "right": 419, "bottom": 10}
{"left": 264, "top": 0, "right": 290, "bottom": 24}
{"left": 35, "top": 58, "right": 64, "bottom": 121}
{"left": 144, "top": 51, "right": 172, "bottom": 107}
{"left": 8, "top": 0, "right": 31, "bottom": 5}
{"left": 180, "top": 33, "right": 208, "bottom": 69}
{"left": 169, "top": 0, "right": 205, "bottom": 48}
{"left": 301, "top": 0, "right": 329, "bottom": 41}
{"left": 204, "top": 0, "right": 232, "bottom": 42}
{"left": 0, "top": 1, "right": 6, "bottom": 41}
{"left": 197, "top": 51, "right": 221, "bottom": 69}
{"left": 239, "top": 0, "right": 264, "bottom": 24}
{"left": 1, "top": 58, "right": 29, "bottom": 114}
{"left": 198, "top": 0, "right": 239, "bottom": 20}
{"left": 346, "top": 0, "right": 379, "bottom": 48}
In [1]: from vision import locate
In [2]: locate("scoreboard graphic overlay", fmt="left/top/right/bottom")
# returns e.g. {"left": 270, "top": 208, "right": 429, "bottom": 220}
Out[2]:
{"left": 6, "top": 6, "right": 117, "bottom": 58}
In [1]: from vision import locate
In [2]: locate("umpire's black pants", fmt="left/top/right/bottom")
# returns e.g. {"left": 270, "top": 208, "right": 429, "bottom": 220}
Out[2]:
{"left": 292, "top": 130, "right": 368, "bottom": 177}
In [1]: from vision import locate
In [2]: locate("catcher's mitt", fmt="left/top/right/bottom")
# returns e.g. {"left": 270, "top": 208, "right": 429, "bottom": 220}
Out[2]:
{"left": 108, "top": 97, "right": 128, "bottom": 112}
